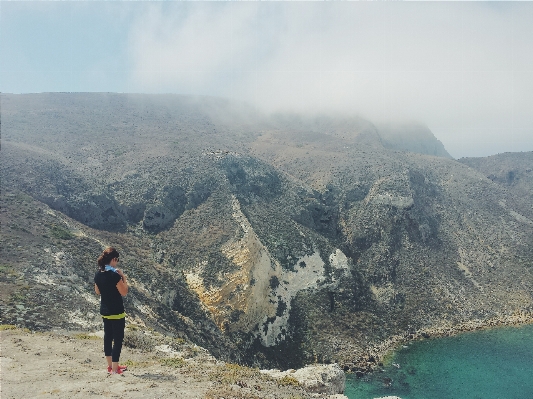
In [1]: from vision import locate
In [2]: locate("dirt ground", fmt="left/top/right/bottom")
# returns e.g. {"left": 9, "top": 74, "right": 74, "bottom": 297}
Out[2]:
{"left": 0, "top": 327, "right": 318, "bottom": 399}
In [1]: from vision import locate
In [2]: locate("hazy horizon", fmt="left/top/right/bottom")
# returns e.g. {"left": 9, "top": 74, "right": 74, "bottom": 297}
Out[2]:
{"left": 1, "top": 2, "right": 532, "bottom": 159}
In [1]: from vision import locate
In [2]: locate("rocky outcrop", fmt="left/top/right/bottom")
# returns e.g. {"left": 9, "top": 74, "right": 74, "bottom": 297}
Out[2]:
{"left": 261, "top": 364, "right": 346, "bottom": 395}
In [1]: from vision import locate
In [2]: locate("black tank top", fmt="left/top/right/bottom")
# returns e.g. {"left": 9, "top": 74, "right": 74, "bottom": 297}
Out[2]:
{"left": 94, "top": 271, "right": 125, "bottom": 316}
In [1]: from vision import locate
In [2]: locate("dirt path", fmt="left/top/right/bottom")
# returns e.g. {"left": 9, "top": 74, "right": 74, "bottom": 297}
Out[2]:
{"left": 1, "top": 329, "right": 213, "bottom": 399}
{"left": 0, "top": 328, "right": 319, "bottom": 399}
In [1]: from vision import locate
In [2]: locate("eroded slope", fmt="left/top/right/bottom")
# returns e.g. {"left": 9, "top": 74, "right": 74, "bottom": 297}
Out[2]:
{"left": 2, "top": 93, "right": 532, "bottom": 370}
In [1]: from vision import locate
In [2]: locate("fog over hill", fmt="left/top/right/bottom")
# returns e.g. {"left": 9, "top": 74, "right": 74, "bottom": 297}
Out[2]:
{"left": 1, "top": 93, "right": 532, "bottom": 370}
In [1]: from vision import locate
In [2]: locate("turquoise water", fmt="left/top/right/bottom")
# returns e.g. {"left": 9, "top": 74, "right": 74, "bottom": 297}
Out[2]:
{"left": 345, "top": 323, "right": 533, "bottom": 399}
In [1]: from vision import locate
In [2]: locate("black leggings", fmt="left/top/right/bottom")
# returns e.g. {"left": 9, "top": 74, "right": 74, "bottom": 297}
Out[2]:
{"left": 103, "top": 317, "right": 125, "bottom": 362}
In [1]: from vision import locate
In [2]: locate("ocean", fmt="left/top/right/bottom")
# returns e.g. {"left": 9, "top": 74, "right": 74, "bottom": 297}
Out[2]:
{"left": 345, "top": 323, "right": 533, "bottom": 399}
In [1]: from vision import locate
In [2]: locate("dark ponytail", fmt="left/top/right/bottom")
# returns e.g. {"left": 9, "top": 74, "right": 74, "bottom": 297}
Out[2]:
{"left": 97, "top": 247, "right": 120, "bottom": 271}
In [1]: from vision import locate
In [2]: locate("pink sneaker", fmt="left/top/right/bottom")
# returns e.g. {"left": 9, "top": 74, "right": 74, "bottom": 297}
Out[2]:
{"left": 107, "top": 365, "right": 127, "bottom": 373}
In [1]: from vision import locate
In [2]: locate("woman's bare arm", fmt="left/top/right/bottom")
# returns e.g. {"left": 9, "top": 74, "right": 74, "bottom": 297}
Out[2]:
{"left": 94, "top": 283, "right": 100, "bottom": 295}
{"left": 116, "top": 270, "right": 128, "bottom": 296}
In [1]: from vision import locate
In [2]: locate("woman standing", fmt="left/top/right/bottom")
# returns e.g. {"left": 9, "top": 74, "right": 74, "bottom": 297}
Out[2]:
{"left": 94, "top": 247, "right": 128, "bottom": 374}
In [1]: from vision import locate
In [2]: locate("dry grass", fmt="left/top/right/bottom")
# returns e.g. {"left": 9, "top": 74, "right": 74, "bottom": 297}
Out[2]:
{"left": 0, "top": 324, "right": 18, "bottom": 331}
{"left": 160, "top": 357, "right": 186, "bottom": 368}
{"left": 209, "top": 363, "right": 261, "bottom": 385}
{"left": 204, "top": 386, "right": 262, "bottom": 399}
{"left": 73, "top": 333, "right": 99, "bottom": 340}
{"left": 278, "top": 375, "right": 300, "bottom": 387}
{"left": 122, "top": 358, "right": 157, "bottom": 368}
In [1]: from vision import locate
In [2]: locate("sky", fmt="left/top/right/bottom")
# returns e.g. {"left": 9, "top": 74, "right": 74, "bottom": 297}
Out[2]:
{"left": 1, "top": 2, "right": 532, "bottom": 159}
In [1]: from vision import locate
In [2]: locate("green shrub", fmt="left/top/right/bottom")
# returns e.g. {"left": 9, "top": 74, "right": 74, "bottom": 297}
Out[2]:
{"left": 50, "top": 225, "right": 74, "bottom": 240}
{"left": 123, "top": 331, "right": 156, "bottom": 351}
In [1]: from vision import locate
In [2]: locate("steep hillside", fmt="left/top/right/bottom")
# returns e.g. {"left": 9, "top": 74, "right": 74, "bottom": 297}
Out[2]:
{"left": 1, "top": 93, "right": 532, "bottom": 371}
{"left": 459, "top": 152, "right": 533, "bottom": 221}
{"left": 377, "top": 123, "right": 452, "bottom": 159}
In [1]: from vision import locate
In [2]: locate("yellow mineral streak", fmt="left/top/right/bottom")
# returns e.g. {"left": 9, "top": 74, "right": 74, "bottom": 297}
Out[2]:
{"left": 185, "top": 196, "right": 278, "bottom": 332}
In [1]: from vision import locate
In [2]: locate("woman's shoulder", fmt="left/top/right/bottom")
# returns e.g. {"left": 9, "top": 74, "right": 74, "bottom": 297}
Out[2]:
{"left": 95, "top": 270, "right": 120, "bottom": 282}
{"left": 94, "top": 270, "right": 106, "bottom": 279}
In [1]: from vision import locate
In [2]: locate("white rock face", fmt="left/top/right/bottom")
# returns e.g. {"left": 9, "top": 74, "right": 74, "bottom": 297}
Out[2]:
{"left": 258, "top": 248, "right": 350, "bottom": 346}
{"left": 365, "top": 174, "right": 414, "bottom": 209}
{"left": 261, "top": 364, "right": 346, "bottom": 395}
{"left": 186, "top": 195, "right": 351, "bottom": 347}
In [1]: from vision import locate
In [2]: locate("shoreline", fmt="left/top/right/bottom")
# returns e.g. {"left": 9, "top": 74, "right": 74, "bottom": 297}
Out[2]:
{"left": 345, "top": 311, "right": 533, "bottom": 375}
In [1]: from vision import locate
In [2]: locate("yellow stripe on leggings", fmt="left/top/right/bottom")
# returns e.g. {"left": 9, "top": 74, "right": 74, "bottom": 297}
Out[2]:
{"left": 102, "top": 313, "right": 126, "bottom": 319}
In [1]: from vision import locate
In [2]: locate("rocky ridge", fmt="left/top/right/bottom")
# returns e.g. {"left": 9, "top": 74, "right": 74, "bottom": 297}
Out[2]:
{"left": 1, "top": 93, "right": 532, "bottom": 374}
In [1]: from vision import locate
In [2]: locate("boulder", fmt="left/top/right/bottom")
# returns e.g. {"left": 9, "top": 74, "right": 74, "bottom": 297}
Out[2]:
{"left": 261, "top": 364, "right": 346, "bottom": 395}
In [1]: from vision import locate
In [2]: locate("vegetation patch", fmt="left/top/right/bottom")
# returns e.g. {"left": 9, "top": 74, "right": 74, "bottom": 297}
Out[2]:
{"left": 0, "top": 264, "right": 11, "bottom": 273}
{"left": 278, "top": 375, "right": 300, "bottom": 387}
{"left": 172, "top": 337, "right": 186, "bottom": 346}
{"left": 204, "top": 386, "right": 261, "bottom": 399}
{"left": 269, "top": 275, "right": 280, "bottom": 290}
{"left": 0, "top": 324, "right": 18, "bottom": 331}
{"left": 0, "top": 324, "right": 30, "bottom": 333}
{"left": 123, "top": 358, "right": 155, "bottom": 368}
{"left": 209, "top": 363, "right": 261, "bottom": 385}
{"left": 160, "top": 357, "right": 185, "bottom": 368}
{"left": 0, "top": 264, "right": 18, "bottom": 278}
{"left": 50, "top": 225, "right": 74, "bottom": 240}
{"left": 124, "top": 331, "right": 156, "bottom": 351}
{"left": 10, "top": 287, "right": 29, "bottom": 302}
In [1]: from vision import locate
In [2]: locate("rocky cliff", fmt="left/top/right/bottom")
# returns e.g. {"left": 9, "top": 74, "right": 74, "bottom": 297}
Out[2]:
{"left": 1, "top": 93, "right": 532, "bottom": 370}
{"left": 377, "top": 123, "right": 452, "bottom": 159}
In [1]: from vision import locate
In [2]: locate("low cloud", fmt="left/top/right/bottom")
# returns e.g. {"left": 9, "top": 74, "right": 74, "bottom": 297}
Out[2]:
{"left": 128, "top": 2, "right": 533, "bottom": 158}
